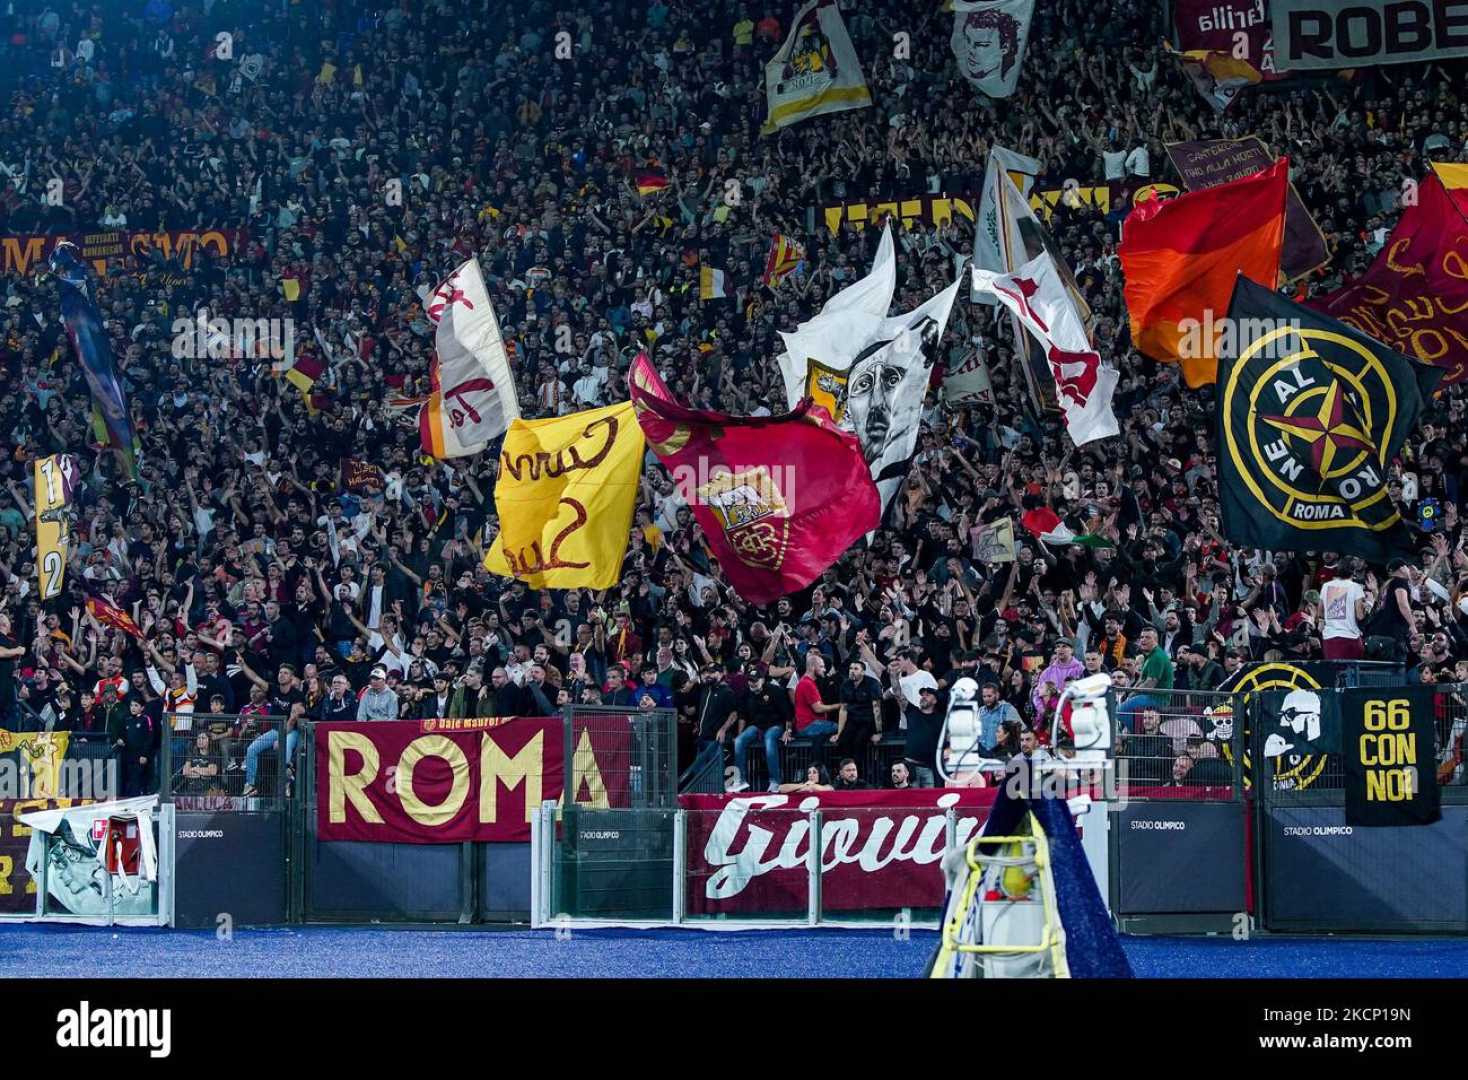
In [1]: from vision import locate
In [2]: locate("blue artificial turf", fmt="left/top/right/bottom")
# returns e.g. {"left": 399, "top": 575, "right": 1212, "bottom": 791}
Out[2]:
{"left": 1, "top": 924, "right": 1465, "bottom": 979}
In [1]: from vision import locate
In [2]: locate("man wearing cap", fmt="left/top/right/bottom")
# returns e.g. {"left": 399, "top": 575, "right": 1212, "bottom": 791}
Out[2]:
{"left": 357, "top": 666, "right": 399, "bottom": 720}
{"left": 1031, "top": 639, "right": 1083, "bottom": 725}
{"left": 1368, "top": 558, "right": 1417, "bottom": 659}
{"left": 732, "top": 664, "right": 793, "bottom": 792}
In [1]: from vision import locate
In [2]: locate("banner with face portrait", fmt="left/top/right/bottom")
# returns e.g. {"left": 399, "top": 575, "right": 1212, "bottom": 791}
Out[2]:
{"left": 951, "top": 0, "right": 1035, "bottom": 99}
{"left": 778, "top": 234, "right": 962, "bottom": 513}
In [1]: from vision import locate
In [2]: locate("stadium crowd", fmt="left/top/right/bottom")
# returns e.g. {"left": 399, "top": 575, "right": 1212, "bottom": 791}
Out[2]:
{"left": 0, "top": 0, "right": 1466, "bottom": 798}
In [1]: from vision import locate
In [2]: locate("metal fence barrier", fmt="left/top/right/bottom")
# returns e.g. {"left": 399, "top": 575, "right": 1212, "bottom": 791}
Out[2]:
{"left": 1111, "top": 689, "right": 1243, "bottom": 799}
{"left": 564, "top": 707, "right": 676, "bottom": 811}
{"left": 161, "top": 713, "right": 292, "bottom": 810}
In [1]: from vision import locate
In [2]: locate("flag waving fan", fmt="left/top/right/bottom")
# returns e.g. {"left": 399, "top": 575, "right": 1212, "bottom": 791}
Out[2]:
{"left": 628, "top": 353, "right": 879, "bottom": 606}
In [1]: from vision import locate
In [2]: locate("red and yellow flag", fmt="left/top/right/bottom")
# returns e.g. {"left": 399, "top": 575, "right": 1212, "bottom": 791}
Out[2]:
{"left": 1119, "top": 158, "right": 1287, "bottom": 387}
{"left": 86, "top": 597, "right": 143, "bottom": 641}
{"left": 627, "top": 353, "right": 879, "bottom": 606}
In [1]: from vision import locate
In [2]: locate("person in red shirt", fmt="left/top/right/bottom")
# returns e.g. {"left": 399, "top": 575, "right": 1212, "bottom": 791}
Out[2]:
{"left": 793, "top": 653, "right": 840, "bottom": 746}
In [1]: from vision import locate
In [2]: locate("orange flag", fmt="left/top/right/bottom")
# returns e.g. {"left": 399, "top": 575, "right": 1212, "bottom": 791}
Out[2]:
{"left": 1119, "top": 158, "right": 1288, "bottom": 388}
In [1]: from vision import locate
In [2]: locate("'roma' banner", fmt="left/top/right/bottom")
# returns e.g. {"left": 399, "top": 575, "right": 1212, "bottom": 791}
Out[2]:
{"left": 33, "top": 454, "right": 78, "bottom": 604}
{"left": 1341, "top": 687, "right": 1441, "bottom": 827}
{"left": 950, "top": 0, "right": 1035, "bottom": 99}
{"left": 483, "top": 402, "right": 644, "bottom": 589}
{"left": 316, "top": 716, "right": 630, "bottom": 843}
{"left": 763, "top": 0, "right": 871, "bottom": 132}
{"left": 681, "top": 789, "right": 996, "bottom": 915}
{"left": 1119, "top": 158, "right": 1287, "bottom": 387}
{"left": 418, "top": 258, "right": 521, "bottom": 459}
{"left": 1168, "top": 137, "right": 1329, "bottom": 281}
{"left": 1308, "top": 170, "right": 1468, "bottom": 384}
{"left": 629, "top": 353, "right": 879, "bottom": 605}
{"left": 2, "top": 228, "right": 244, "bottom": 277}
{"left": 1216, "top": 277, "right": 1442, "bottom": 561}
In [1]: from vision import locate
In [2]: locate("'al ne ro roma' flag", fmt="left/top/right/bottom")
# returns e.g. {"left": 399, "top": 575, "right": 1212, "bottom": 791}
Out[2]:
{"left": 628, "top": 353, "right": 879, "bottom": 605}
{"left": 1119, "top": 158, "right": 1287, "bottom": 388}
{"left": 483, "top": 402, "right": 645, "bottom": 590}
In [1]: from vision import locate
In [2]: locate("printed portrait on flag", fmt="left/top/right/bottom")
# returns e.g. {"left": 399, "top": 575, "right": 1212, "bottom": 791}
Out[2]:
{"left": 763, "top": 0, "right": 871, "bottom": 131}
{"left": 951, "top": 0, "right": 1034, "bottom": 99}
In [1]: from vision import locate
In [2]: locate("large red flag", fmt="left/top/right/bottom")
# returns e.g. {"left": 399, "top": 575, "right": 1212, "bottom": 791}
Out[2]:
{"left": 627, "top": 353, "right": 879, "bottom": 606}
{"left": 1119, "top": 158, "right": 1287, "bottom": 388}
{"left": 1307, "top": 168, "right": 1468, "bottom": 385}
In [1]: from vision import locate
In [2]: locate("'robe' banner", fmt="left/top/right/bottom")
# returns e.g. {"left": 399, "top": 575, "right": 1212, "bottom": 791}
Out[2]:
{"left": 315, "top": 717, "right": 630, "bottom": 843}
{"left": 482, "top": 402, "right": 645, "bottom": 590}
{"left": 1167, "top": 137, "right": 1329, "bottom": 281}
{"left": 1342, "top": 687, "right": 1441, "bottom": 827}
{"left": 1272, "top": 0, "right": 1468, "bottom": 71}
{"left": 950, "top": 0, "right": 1035, "bottom": 99}
{"left": 1308, "top": 171, "right": 1468, "bottom": 385}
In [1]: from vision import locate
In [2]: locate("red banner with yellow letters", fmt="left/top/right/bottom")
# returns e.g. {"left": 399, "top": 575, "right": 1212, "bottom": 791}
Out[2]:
{"left": 315, "top": 716, "right": 631, "bottom": 843}
{"left": 1309, "top": 172, "right": 1468, "bottom": 385}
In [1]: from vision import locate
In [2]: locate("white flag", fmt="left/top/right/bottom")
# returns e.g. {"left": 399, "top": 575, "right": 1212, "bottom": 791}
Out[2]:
{"left": 778, "top": 225, "right": 895, "bottom": 410}
{"left": 973, "top": 145, "right": 1041, "bottom": 303}
{"left": 763, "top": 0, "right": 871, "bottom": 132}
{"left": 778, "top": 224, "right": 961, "bottom": 511}
{"left": 951, "top": 0, "right": 1036, "bottom": 99}
{"left": 971, "top": 253, "right": 1119, "bottom": 448}
{"left": 419, "top": 258, "right": 520, "bottom": 458}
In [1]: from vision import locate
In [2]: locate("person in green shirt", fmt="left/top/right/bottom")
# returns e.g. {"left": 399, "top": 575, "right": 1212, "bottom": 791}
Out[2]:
{"left": 1119, "top": 626, "right": 1173, "bottom": 731}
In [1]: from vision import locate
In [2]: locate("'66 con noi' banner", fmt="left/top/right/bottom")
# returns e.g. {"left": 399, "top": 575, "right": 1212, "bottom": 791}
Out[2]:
{"left": 681, "top": 789, "right": 998, "bottom": 914}
{"left": 316, "top": 717, "right": 630, "bottom": 844}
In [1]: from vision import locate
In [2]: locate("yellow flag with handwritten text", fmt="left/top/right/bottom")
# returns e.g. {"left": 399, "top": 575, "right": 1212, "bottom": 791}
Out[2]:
{"left": 483, "top": 402, "right": 645, "bottom": 589}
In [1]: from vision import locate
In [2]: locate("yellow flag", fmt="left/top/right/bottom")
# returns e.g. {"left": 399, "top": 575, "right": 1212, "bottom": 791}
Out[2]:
{"left": 483, "top": 402, "right": 644, "bottom": 589}
{"left": 33, "top": 454, "right": 71, "bottom": 602}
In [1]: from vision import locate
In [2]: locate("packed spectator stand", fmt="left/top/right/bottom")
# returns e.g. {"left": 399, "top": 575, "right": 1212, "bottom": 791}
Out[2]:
{"left": 0, "top": 0, "right": 1466, "bottom": 803}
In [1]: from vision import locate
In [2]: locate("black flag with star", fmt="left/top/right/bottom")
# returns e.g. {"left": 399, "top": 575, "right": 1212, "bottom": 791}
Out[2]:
{"left": 1216, "top": 276, "right": 1443, "bottom": 561}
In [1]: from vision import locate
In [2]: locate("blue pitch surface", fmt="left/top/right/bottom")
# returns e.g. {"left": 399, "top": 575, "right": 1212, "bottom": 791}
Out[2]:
{"left": 1, "top": 925, "right": 1465, "bottom": 978}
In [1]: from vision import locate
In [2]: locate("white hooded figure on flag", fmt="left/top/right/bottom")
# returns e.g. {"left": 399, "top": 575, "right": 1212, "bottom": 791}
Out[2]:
{"left": 971, "top": 251, "right": 1120, "bottom": 448}
{"left": 778, "top": 225, "right": 962, "bottom": 510}
{"left": 763, "top": 0, "right": 872, "bottom": 132}
{"left": 418, "top": 258, "right": 520, "bottom": 458}
{"left": 951, "top": 0, "right": 1035, "bottom": 100}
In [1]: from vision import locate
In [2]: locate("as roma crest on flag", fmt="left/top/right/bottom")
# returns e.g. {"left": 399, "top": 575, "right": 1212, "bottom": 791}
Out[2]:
{"left": 1217, "top": 277, "right": 1443, "bottom": 561}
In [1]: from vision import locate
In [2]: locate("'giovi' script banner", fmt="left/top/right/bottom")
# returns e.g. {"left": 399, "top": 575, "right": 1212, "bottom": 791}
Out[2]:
{"left": 316, "top": 716, "right": 630, "bottom": 843}
{"left": 681, "top": 789, "right": 997, "bottom": 915}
